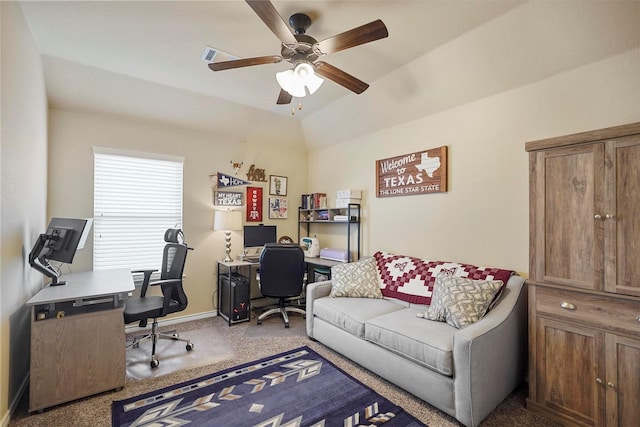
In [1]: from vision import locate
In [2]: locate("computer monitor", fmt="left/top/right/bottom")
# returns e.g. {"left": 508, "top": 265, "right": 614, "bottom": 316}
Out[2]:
{"left": 243, "top": 224, "right": 277, "bottom": 254}
{"left": 28, "top": 218, "right": 93, "bottom": 286}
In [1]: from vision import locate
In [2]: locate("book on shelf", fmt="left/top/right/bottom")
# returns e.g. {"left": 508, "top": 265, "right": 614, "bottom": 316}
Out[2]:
{"left": 301, "top": 193, "right": 327, "bottom": 210}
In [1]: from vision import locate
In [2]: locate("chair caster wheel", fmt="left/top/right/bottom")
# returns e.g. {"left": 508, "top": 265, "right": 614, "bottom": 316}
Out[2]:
{"left": 285, "top": 324, "right": 290, "bottom": 328}
{"left": 150, "top": 358, "right": 160, "bottom": 369}
{"left": 186, "top": 343, "right": 194, "bottom": 351}
{"left": 257, "top": 320, "right": 262, "bottom": 325}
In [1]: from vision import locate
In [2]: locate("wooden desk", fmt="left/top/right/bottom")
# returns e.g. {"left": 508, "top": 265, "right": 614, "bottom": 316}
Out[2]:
{"left": 26, "top": 269, "right": 134, "bottom": 412}
{"left": 303, "top": 256, "right": 342, "bottom": 281}
{"left": 216, "top": 257, "right": 344, "bottom": 326}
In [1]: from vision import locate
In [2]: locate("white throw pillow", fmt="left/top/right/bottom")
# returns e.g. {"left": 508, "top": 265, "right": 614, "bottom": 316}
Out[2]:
{"left": 330, "top": 257, "right": 383, "bottom": 299}
{"left": 420, "top": 274, "right": 503, "bottom": 328}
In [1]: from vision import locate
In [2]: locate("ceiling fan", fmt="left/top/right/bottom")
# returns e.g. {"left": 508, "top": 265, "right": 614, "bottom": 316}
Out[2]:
{"left": 208, "top": 0, "right": 389, "bottom": 105}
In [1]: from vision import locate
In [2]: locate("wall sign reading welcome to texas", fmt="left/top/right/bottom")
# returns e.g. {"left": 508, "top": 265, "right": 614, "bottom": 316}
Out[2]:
{"left": 376, "top": 146, "right": 448, "bottom": 198}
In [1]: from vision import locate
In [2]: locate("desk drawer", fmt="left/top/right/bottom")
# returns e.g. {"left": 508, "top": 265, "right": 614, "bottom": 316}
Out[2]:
{"left": 535, "top": 287, "right": 640, "bottom": 336}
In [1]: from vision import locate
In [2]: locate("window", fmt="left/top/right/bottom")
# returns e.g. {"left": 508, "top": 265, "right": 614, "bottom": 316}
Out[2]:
{"left": 93, "top": 147, "right": 183, "bottom": 272}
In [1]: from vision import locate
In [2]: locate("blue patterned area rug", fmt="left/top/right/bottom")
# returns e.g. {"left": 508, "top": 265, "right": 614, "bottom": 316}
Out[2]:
{"left": 112, "top": 346, "right": 426, "bottom": 426}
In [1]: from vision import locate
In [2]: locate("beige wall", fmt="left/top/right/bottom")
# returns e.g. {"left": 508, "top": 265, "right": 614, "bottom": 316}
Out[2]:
{"left": 308, "top": 49, "right": 640, "bottom": 274}
{"left": 3, "top": 1, "right": 640, "bottom": 424}
{"left": 0, "top": 2, "right": 49, "bottom": 424}
{"left": 47, "top": 109, "right": 307, "bottom": 319}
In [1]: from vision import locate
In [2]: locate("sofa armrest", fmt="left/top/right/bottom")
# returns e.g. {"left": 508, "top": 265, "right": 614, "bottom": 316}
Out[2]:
{"left": 452, "top": 275, "right": 527, "bottom": 427}
{"left": 305, "top": 280, "right": 332, "bottom": 338}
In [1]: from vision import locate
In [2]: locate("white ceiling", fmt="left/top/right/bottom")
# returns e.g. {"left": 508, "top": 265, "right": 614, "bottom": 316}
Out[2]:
{"left": 17, "top": 1, "right": 639, "bottom": 150}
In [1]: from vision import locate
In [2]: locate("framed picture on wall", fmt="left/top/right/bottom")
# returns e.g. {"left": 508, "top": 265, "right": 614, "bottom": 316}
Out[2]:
{"left": 269, "top": 175, "right": 287, "bottom": 196}
{"left": 269, "top": 197, "right": 288, "bottom": 219}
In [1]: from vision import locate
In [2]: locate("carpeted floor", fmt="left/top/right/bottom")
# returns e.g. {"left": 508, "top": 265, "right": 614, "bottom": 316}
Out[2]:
{"left": 9, "top": 311, "right": 559, "bottom": 427}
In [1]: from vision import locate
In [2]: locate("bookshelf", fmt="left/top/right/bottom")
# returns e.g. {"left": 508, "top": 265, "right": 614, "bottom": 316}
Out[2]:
{"left": 298, "top": 203, "right": 360, "bottom": 262}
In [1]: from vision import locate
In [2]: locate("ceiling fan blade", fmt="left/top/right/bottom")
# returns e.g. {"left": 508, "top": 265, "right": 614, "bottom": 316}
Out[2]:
{"left": 208, "top": 56, "right": 282, "bottom": 71}
{"left": 316, "top": 20, "right": 388, "bottom": 55}
{"left": 276, "top": 89, "right": 292, "bottom": 105}
{"left": 246, "top": 0, "right": 298, "bottom": 45}
{"left": 315, "top": 61, "right": 369, "bottom": 94}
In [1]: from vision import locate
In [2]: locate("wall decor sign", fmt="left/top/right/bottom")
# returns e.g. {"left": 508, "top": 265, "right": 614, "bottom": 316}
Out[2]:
{"left": 269, "top": 175, "right": 288, "bottom": 196}
{"left": 215, "top": 171, "right": 251, "bottom": 188}
{"left": 376, "top": 146, "right": 448, "bottom": 198}
{"left": 214, "top": 191, "right": 244, "bottom": 207}
{"left": 246, "top": 186, "right": 263, "bottom": 222}
{"left": 246, "top": 164, "right": 267, "bottom": 182}
{"left": 269, "top": 197, "right": 288, "bottom": 219}
{"left": 230, "top": 161, "right": 243, "bottom": 175}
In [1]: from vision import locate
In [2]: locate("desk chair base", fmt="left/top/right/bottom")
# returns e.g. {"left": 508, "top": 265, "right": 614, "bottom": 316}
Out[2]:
{"left": 126, "top": 318, "right": 194, "bottom": 368}
{"left": 257, "top": 305, "right": 305, "bottom": 328}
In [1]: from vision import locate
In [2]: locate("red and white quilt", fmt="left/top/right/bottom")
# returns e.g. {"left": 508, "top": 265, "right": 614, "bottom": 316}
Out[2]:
{"left": 373, "top": 251, "right": 514, "bottom": 305}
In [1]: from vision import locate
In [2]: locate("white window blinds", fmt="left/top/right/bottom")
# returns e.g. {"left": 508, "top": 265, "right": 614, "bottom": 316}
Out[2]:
{"left": 93, "top": 148, "right": 184, "bottom": 271}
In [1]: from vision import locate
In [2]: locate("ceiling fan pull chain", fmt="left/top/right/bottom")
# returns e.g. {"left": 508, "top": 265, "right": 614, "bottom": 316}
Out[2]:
{"left": 290, "top": 100, "right": 303, "bottom": 116}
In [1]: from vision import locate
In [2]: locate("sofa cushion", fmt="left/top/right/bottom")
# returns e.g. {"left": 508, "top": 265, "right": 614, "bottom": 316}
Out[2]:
{"left": 373, "top": 251, "right": 514, "bottom": 305}
{"left": 365, "top": 308, "right": 455, "bottom": 376}
{"left": 423, "top": 274, "right": 503, "bottom": 328}
{"left": 313, "top": 297, "right": 404, "bottom": 338}
{"left": 330, "top": 257, "right": 383, "bottom": 299}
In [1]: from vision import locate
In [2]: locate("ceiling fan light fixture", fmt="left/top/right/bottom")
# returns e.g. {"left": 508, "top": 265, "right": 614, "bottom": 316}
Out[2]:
{"left": 293, "top": 62, "right": 313, "bottom": 80}
{"left": 276, "top": 62, "right": 324, "bottom": 97}
{"left": 276, "top": 69, "right": 306, "bottom": 97}
{"left": 298, "top": 63, "right": 324, "bottom": 95}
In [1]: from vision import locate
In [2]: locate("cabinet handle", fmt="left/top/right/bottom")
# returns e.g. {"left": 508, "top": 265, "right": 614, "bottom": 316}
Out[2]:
{"left": 607, "top": 381, "right": 615, "bottom": 389}
{"left": 605, "top": 214, "right": 615, "bottom": 219}
{"left": 596, "top": 378, "right": 603, "bottom": 384}
{"left": 594, "top": 214, "right": 602, "bottom": 220}
{"left": 636, "top": 316, "right": 640, "bottom": 323}
{"left": 560, "top": 302, "right": 577, "bottom": 310}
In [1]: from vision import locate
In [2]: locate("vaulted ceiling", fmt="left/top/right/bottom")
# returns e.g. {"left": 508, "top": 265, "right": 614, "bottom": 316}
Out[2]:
{"left": 18, "top": 1, "right": 638, "bottom": 150}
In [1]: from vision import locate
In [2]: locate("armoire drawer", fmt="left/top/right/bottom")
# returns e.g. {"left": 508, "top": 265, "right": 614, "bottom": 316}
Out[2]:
{"left": 535, "top": 286, "right": 640, "bottom": 336}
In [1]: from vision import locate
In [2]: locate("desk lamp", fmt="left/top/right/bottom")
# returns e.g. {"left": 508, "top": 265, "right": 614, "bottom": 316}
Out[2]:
{"left": 214, "top": 210, "right": 242, "bottom": 262}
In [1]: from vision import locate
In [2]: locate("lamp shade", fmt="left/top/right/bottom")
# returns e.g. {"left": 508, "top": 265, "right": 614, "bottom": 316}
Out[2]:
{"left": 276, "top": 62, "right": 324, "bottom": 97}
{"left": 213, "top": 210, "right": 242, "bottom": 231}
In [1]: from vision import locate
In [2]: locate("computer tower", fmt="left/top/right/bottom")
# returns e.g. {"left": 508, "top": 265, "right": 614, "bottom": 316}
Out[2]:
{"left": 219, "top": 273, "right": 250, "bottom": 323}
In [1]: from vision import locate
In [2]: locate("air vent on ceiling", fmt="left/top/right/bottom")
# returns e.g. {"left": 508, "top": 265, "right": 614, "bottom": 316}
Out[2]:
{"left": 201, "top": 46, "right": 239, "bottom": 63}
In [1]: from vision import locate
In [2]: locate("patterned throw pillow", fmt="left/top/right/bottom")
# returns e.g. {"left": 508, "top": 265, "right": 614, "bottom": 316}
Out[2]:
{"left": 421, "top": 274, "right": 503, "bottom": 328}
{"left": 330, "top": 257, "right": 383, "bottom": 299}
{"left": 373, "top": 251, "right": 513, "bottom": 305}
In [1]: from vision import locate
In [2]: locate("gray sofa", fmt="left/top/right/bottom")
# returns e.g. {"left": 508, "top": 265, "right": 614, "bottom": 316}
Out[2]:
{"left": 305, "top": 273, "right": 527, "bottom": 427}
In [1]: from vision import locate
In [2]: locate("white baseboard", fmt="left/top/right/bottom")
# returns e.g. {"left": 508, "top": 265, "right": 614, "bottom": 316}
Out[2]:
{"left": 125, "top": 311, "right": 217, "bottom": 333}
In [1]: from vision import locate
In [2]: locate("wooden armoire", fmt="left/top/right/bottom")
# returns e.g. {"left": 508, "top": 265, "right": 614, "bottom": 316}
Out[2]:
{"left": 525, "top": 122, "right": 640, "bottom": 426}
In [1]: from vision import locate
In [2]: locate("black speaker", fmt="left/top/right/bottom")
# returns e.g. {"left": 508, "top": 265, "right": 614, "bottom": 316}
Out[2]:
{"left": 219, "top": 273, "right": 250, "bottom": 323}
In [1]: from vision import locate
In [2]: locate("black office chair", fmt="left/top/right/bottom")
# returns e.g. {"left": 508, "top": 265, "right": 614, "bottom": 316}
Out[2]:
{"left": 124, "top": 228, "right": 194, "bottom": 368}
{"left": 257, "top": 243, "right": 306, "bottom": 328}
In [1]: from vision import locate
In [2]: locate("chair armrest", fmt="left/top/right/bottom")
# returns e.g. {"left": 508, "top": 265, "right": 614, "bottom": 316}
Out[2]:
{"left": 305, "top": 280, "right": 332, "bottom": 338}
{"left": 132, "top": 269, "right": 158, "bottom": 296}
{"left": 149, "top": 278, "right": 181, "bottom": 288}
{"left": 451, "top": 275, "right": 527, "bottom": 427}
